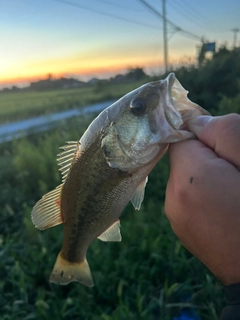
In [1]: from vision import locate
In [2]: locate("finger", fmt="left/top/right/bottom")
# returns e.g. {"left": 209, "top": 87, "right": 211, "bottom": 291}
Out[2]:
{"left": 188, "top": 114, "right": 240, "bottom": 169}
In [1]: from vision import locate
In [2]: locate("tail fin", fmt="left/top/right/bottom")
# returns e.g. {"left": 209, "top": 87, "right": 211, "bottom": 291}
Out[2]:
{"left": 50, "top": 252, "right": 94, "bottom": 287}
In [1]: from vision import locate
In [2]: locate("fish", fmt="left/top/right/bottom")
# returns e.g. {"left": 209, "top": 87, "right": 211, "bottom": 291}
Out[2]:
{"left": 31, "top": 73, "right": 208, "bottom": 287}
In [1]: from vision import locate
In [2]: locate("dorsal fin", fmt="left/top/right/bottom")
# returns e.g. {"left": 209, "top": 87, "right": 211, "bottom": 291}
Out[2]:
{"left": 57, "top": 141, "right": 80, "bottom": 182}
{"left": 31, "top": 184, "right": 64, "bottom": 230}
{"left": 32, "top": 141, "right": 80, "bottom": 230}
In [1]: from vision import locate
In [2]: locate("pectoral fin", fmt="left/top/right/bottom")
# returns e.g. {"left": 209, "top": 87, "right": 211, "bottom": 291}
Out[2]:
{"left": 131, "top": 177, "right": 148, "bottom": 210}
{"left": 97, "top": 220, "right": 121, "bottom": 242}
{"left": 31, "top": 184, "right": 64, "bottom": 230}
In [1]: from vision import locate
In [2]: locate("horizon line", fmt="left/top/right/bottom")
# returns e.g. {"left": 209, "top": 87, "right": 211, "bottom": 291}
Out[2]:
{"left": 0, "top": 57, "right": 197, "bottom": 89}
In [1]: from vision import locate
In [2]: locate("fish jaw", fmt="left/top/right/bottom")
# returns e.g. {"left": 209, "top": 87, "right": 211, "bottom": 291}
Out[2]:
{"left": 160, "top": 72, "right": 184, "bottom": 131}
{"left": 160, "top": 72, "right": 210, "bottom": 131}
{"left": 146, "top": 72, "right": 210, "bottom": 145}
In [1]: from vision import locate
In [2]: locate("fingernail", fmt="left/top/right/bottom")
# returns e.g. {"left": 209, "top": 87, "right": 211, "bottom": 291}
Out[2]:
{"left": 188, "top": 115, "right": 213, "bottom": 136}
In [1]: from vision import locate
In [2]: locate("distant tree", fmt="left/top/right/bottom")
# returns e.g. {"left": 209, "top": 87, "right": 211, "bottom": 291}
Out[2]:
{"left": 217, "top": 94, "right": 240, "bottom": 115}
{"left": 126, "top": 67, "right": 147, "bottom": 81}
{"left": 175, "top": 46, "right": 240, "bottom": 114}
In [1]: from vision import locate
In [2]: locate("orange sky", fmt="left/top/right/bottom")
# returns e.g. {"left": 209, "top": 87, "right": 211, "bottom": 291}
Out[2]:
{"left": 0, "top": 48, "right": 162, "bottom": 85}
{"left": 0, "top": 42, "right": 196, "bottom": 87}
{"left": 1, "top": 0, "right": 239, "bottom": 87}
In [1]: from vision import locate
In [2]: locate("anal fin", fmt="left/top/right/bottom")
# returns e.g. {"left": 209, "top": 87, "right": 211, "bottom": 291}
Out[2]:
{"left": 31, "top": 184, "right": 63, "bottom": 230}
{"left": 131, "top": 177, "right": 148, "bottom": 210}
{"left": 97, "top": 220, "right": 121, "bottom": 242}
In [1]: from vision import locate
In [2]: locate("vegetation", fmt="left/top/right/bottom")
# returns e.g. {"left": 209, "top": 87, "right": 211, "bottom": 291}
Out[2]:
{"left": 0, "top": 77, "right": 149, "bottom": 125}
{"left": 173, "top": 46, "right": 240, "bottom": 115}
{"left": 0, "top": 47, "right": 240, "bottom": 319}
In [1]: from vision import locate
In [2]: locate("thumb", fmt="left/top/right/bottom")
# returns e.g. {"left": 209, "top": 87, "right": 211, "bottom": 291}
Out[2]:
{"left": 188, "top": 114, "right": 240, "bottom": 169}
{"left": 188, "top": 115, "right": 217, "bottom": 144}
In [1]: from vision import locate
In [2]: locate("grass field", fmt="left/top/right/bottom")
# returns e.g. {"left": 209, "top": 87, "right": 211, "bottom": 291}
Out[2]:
{"left": 0, "top": 79, "right": 150, "bottom": 124}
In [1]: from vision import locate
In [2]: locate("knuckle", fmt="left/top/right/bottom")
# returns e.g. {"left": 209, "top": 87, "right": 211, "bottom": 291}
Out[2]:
{"left": 217, "top": 113, "right": 240, "bottom": 131}
{"left": 214, "top": 114, "right": 240, "bottom": 158}
{"left": 225, "top": 113, "right": 240, "bottom": 122}
{"left": 165, "top": 177, "right": 192, "bottom": 222}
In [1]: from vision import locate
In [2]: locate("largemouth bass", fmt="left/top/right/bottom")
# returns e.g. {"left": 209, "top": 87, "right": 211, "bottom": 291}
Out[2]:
{"left": 31, "top": 73, "right": 208, "bottom": 287}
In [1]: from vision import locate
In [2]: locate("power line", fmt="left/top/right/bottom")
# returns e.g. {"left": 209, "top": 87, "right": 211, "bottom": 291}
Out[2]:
{"left": 176, "top": 0, "right": 210, "bottom": 27}
{"left": 138, "top": 0, "right": 204, "bottom": 73}
{"left": 138, "top": 0, "right": 202, "bottom": 41}
{"left": 168, "top": 0, "right": 208, "bottom": 30}
{"left": 92, "top": 0, "right": 137, "bottom": 11}
{"left": 53, "top": 0, "right": 160, "bottom": 30}
{"left": 138, "top": 0, "right": 164, "bottom": 20}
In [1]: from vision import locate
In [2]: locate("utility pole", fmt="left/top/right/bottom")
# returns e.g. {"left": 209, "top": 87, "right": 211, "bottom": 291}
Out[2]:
{"left": 231, "top": 28, "right": 239, "bottom": 47}
{"left": 162, "top": 0, "right": 168, "bottom": 73}
{"left": 139, "top": 0, "right": 202, "bottom": 73}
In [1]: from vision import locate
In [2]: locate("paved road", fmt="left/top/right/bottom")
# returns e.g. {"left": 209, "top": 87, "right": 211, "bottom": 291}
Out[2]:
{"left": 0, "top": 100, "right": 115, "bottom": 143}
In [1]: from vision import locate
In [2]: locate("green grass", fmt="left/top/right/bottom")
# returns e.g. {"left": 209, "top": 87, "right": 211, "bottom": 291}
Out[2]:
{"left": 0, "top": 116, "right": 225, "bottom": 320}
{"left": 0, "top": 79, "right": 150, "bottom": 124}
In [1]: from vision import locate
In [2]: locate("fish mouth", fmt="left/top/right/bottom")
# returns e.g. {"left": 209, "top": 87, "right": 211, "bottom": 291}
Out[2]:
{"left": 160, "top": 73, "right": 183, "bottom": 130}
{"left": 161, "top": 72, "right": 209, "bottom": 130}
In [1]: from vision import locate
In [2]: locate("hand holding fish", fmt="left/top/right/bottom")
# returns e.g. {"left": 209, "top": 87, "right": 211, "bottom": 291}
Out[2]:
{"left": 165, "top": 113, "right": 240, "bottom": 285}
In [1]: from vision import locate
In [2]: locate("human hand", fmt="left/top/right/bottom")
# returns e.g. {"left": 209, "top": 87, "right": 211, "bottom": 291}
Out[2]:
{"left": 165, "top": 114, "right": 240, "bottom": 285}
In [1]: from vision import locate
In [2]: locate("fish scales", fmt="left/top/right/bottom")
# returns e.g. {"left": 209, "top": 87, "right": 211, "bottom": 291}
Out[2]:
{"left": 60, "top": 133, "right": 135, "bottom": 263}
{"left": 31, "top": 73, "right": 209, "bottom": 286}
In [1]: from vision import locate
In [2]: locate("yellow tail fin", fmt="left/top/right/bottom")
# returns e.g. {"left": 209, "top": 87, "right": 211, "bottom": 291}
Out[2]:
{"left": 50, "top": 252, "right": 94, "bottom": 287}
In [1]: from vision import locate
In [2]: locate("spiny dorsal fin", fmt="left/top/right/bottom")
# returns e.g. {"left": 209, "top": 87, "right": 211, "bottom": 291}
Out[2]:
{"left": 57, "top": 141, "right": 80, "bottom": 182}
{"left": 97, "top": 220, "right": 121, "bottom": 242}
{"left": 31, "top": 184, "right": 64, "bottom": 230}
{"left": 131, "top": 177, "right": 148, "bottom": 210}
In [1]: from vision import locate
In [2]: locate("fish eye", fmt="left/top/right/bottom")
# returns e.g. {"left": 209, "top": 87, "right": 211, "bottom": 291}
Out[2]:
{"left": 130, "top": 98, "right": 147, "bottom": 116}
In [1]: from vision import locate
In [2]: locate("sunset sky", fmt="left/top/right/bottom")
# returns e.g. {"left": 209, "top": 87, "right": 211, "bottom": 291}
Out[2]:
{"left": 1, "top": 0, "right": 240, "bottom": 87}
